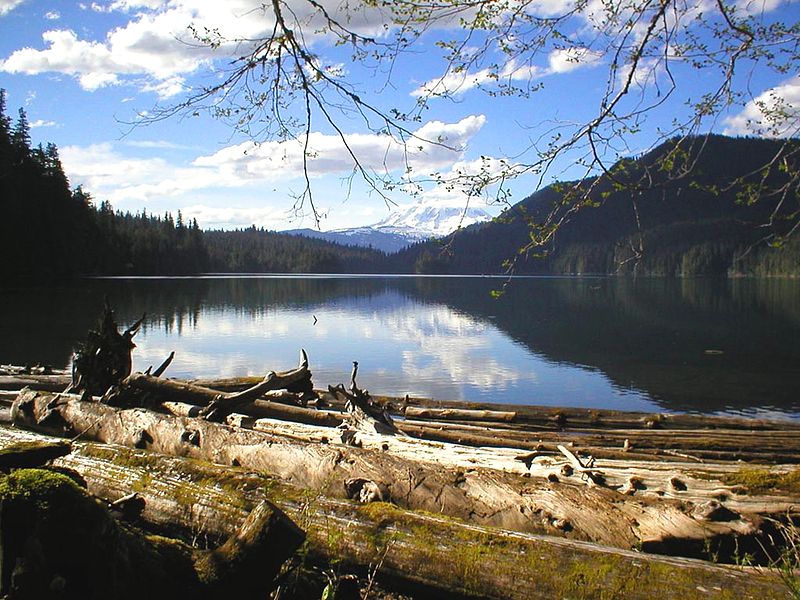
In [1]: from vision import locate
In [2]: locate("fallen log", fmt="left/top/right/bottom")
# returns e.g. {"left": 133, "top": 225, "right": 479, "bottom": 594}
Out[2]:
{"left": 162, "top": 399, "right": 343, "bottom": 427}
{"left": 0, "top": 468, "right": 302, "bottom": 600}
{"left": 0, "top": 426, "right": 788, "bottom": 600}
{"left": 0, "top": 374, "right": 71, "bottom": 392}
{"left": 332, "top": 361, "right": 399, "bottom": 436}
{"left": 403, "top": 405, "right": 517, "bottom": 423}
{"left": 9, "top": 389, "right": 798, "bottom": 561}
{"left": 106, "top": 350, "right": 314, "bottom": 420}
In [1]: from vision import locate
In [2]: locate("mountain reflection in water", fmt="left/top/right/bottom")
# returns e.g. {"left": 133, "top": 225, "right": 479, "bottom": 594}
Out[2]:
{"left": 1, "top": 276, "right": 797, "bottom": 419}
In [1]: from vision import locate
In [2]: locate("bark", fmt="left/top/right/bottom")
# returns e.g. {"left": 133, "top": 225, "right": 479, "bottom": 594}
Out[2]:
{"left": 162, "top": 399, "right": 343, "bottom": 427}
{"left": 0, "top": 426, "right": 788, "bottom": 600}
{"left": 9, "top": 390, "right": 798, "bottom": 560}
{"left": 0, "top": 463, "right": 301, "bottom": 600}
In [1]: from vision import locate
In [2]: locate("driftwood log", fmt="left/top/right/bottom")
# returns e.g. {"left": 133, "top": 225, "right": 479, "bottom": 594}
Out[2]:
{"left": 9, "top": 389, "right": 799, "bottom": 562}
{"left": 67, "top": 302, "right": 145, "bottom": 398}
{"left": 0, "top": 426, "right": 788, "bottom": 600}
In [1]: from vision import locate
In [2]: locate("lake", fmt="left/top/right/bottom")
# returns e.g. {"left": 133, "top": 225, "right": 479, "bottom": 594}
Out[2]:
{"left": 1, "top": 275, "right": 798, "bottom": 419}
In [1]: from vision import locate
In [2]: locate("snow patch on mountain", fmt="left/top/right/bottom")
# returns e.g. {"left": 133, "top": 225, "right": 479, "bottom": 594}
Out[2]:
{"left": 375, "top": 203, "right": 493, "bottom": 238}
{"left": 286, "top": 202, "right": 495, "bottom": 253}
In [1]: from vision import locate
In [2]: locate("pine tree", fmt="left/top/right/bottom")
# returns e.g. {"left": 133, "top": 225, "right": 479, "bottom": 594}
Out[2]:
{"left": 11, "top": 107, "right": 31, "bottom": 162}
{"left": 0, "top": 89, "right": 11, "bottom": 146}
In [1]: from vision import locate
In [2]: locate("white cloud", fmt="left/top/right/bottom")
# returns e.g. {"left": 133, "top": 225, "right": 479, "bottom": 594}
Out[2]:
{"left": 180, "top": 204, "right": 290, "bottom": 230}
{"left": 723, "top": 76, "right": 800, "bottom": 137}
{"left": 110, "top": 0, "right": 168, "bottom": 10}
{"left": 194, "top": 115, "right": 487, "bottom": 178}
{"left": 30, "top": 119, "right": 56, "bottom": 128}
{"left": 547, "top": 47, "right": 603, "bottom": 74}
{"left": 44, "top": 10, "right": 59, "bottom": 20}
{"left": 0, "top": 0, "right": 392, "bottom": 96}
{"left": 0, "top": 0, "right": 25, "bottom": 16}
{"left": 124, "top": 139, "right": 199, "bottom": 150}
{"left": 412, "top": 48, "right": 601, "bottom": 98}
{"left": 140, "top": 75, "right": 186, "bottom": 98}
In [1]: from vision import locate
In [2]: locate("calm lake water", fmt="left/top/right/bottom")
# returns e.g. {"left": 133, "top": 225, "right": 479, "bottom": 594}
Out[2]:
{"left": 1, "top": 275, "right": 799, "bottom": 419}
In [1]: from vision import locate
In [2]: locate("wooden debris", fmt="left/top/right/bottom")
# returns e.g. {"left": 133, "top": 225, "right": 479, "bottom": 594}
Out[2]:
{"left": 403, "top": 406, "right": 517, "bottom": 423}
{"left": 557, "top": 444, "right": 606, "bottom": 486}
{"left": 105, "top": 350, "right": 314, "bottom": 419}
{"left": 329, "top": 361, "right": 398, "bottom": 435}
{"left": 67, "top": 301, "right": 145, "bottom": 397}
{"left": 0, "top": 462, "right": 303, "bottom": 600}
{"left": 0, "top": 439, "right": 71, "bottom": 471}
{"left": 8, "top": 389, "right": 798, "bottom": 558}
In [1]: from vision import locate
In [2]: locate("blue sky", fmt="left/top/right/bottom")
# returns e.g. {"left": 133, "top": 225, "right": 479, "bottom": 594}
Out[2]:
{"left": 1, "top": 0, "right": 797, "bottom": 231}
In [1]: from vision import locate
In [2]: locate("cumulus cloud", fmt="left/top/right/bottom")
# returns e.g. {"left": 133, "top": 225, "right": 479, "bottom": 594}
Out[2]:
{"left": 0, "top": 0, "right": 390, "bottom": 95}
{"left": 0, "top": 0, "right": 25, "bottom": 16}
{"left": 44, "top": 10, "right": 59, "bottom": 20}
{"left": 193, "top": 115, "right": 487, "bottom": 178}
{"left": 547, "top": 47, "right": 603, "bottom": 74}
{"left": 412, "top": 48, "right": 601, "bottom": 98}
{"left": 723, "top": 76, "right": 800, "bottom": 137}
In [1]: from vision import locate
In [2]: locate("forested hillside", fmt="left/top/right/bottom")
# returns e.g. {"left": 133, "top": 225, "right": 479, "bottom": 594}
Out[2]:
{"left": 0, "top": 91, "right": 208, "bottom": 279}
{"left": 391, "top": 136, "right": 800, "bottom": 277}
{"left": 2, "top": 89, "right": 797, "bottom": 280}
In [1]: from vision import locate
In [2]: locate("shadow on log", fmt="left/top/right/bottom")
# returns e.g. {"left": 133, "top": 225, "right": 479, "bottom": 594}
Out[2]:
{"left": 0, "top": 468, "right": 303, "bottom": 600}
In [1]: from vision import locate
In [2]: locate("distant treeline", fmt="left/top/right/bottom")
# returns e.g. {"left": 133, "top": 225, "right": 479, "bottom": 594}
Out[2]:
{"left": 2, "top": 89, "right": 798, "bottom": 280}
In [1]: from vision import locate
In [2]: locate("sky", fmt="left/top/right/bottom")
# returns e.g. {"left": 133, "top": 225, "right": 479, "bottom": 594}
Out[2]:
{"left": 0, "top": 0, "right": 798, "bottom": 231}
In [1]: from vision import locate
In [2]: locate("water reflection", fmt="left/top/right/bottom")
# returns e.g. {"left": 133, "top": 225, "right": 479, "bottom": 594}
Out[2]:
{"left": 1, "top": 276, "right": 798, "bottom": 418}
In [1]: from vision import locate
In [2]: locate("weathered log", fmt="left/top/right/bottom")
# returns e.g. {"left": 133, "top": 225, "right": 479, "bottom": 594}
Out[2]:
{"left": 68, "top": 302, "right": 145, "bottom": 397}
{"left": 0, "top": 375, "right": 71, "bottom": 392}
{"left": 108, "top": 350, "right": 314, "bottom": 421}
{"left": 5, "top": 376, "right": 800, "bottom": 464}
{"left": 194, "top": 500, "right": 306, "bottom": 598}
{"left": 162, "top": 399, "right": 343, "bottom": 427}
{"left": 403, "top": 405, "right": 517, "bottom": 423}
{"left": 0, "top": 426, "right": 788, "bottom": 600}
{"left": 0, "top": 463, "right": 303, "bottom": 600}
{"left": 10, "top": 390, "right": 798, "bottom": 560}
{"left": 0, "top": 439, "right": 71, "bottom": 471}
{"left": 331, "top": 361, "right": 398, "bottom": 436}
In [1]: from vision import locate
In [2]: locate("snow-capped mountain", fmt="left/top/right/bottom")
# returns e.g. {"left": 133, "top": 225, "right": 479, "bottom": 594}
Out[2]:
{"left": 286, "top": 203, "right": 494, "bottom": 253}
{"left": 374, "top": 204, "right": 493, "bottom": 238}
